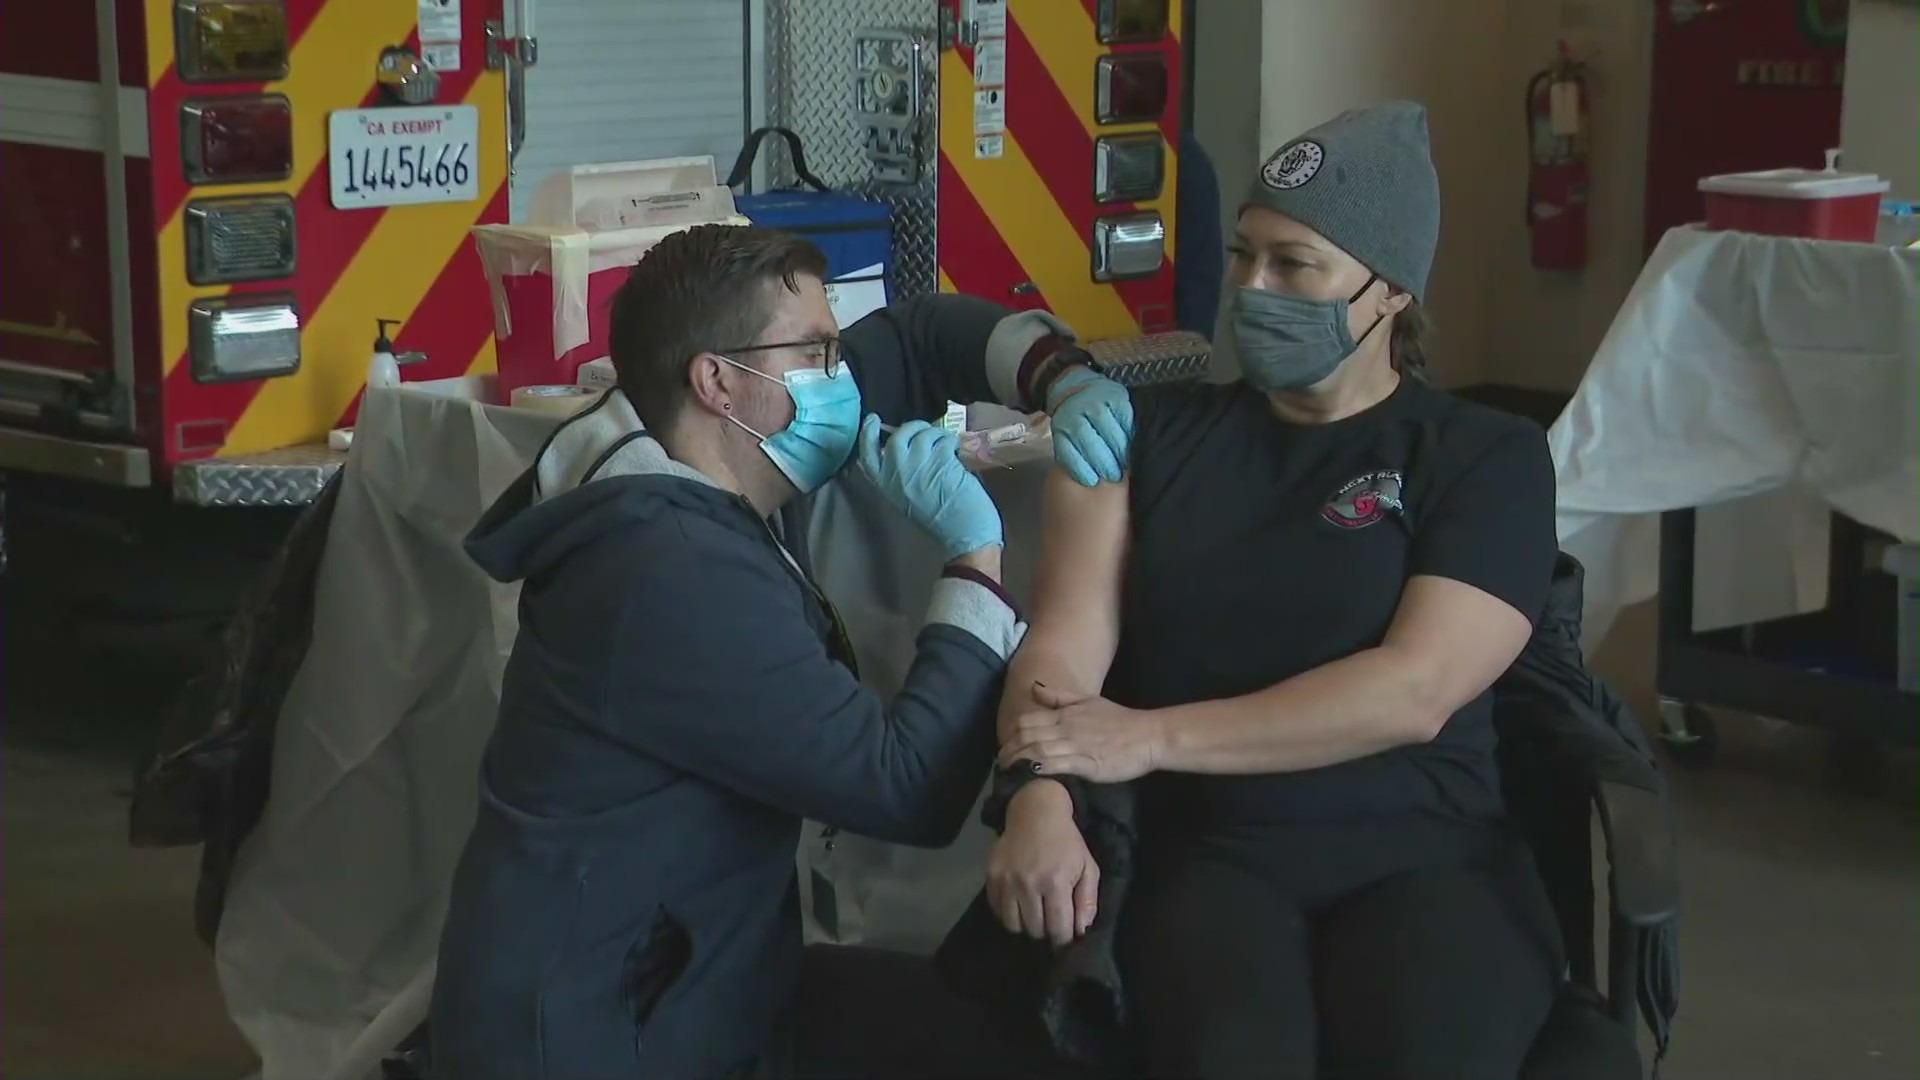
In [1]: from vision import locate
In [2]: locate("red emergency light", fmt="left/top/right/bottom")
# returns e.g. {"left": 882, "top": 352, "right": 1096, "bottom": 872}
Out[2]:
{"left": 180, "top": 96, "right": 294, "bottom": 185}
{"left": 1095, "top": 55, "right": 1168, "bottom": 126}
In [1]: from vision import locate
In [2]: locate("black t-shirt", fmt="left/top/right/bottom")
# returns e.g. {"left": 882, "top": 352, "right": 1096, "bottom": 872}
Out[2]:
{"left": 1108, "top": 377, "right": 1557, "bottom": 831}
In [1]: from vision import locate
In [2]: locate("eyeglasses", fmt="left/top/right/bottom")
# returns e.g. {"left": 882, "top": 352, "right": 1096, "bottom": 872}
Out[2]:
{"left": 718, "top": 338, "right": 843, "bottom": 377}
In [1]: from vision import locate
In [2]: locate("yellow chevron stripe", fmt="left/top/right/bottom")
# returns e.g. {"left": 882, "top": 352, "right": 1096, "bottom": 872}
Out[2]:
{"left": 939, "top": 50, "right": 1136, "bottom": 340}
{"left": 219, "top": 74, "right": 505, "bottom": 455}
{"left": 938, "top": 270, "right": 958, "bottom": 294}
{"left": 1011, "top": 0, "right": 1180, "bottom": 260}
{"left": 463, "top": 336, "right": 497, "bottom": 378}
{"left": 156, "top": 0, "right": 423, "bottom": 377}
{"left": 144, "top": 0, "right": 175, "bottom": 90}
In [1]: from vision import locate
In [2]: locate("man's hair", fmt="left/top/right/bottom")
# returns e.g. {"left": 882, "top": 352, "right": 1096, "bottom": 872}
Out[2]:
{"left": 607, "top": 224, "right": 828, "bottom": 434}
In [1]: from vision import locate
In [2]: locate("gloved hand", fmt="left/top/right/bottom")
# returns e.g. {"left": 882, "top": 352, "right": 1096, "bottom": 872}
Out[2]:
{"left": 1045, "top": 367, "right": 1134, "bottom": 487}
{"left": 856, "top": 415, "right": 1004, "bottom": 560}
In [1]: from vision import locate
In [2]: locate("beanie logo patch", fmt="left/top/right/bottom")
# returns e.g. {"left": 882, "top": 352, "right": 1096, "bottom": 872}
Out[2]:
{"left": 1261, "top": 140, "right": 1325, "bottom": 191}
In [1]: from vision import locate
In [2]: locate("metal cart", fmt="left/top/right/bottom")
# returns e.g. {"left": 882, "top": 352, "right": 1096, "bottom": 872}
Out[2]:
{"left": 1656, "top": 507, "right": 1919, "bottom": 768}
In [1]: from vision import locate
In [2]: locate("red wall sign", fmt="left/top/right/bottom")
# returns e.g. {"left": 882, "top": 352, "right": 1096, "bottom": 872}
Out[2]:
{"left": 1642, "top": 0, "right": 1852, "bottom": 252}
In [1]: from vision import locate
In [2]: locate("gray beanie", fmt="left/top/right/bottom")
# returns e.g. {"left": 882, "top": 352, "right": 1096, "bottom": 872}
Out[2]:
{"left": 1244, "top": 101, "right": 1441, "bottom": 300}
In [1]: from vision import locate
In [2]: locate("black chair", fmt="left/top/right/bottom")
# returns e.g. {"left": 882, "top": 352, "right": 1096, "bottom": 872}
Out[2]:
{"left": 1506, "top": 554, "right": 1681, "bottom": 1080}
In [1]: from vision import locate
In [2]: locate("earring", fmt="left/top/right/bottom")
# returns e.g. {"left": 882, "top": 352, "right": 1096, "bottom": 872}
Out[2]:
{"left": 722, "top": 402, "right": 732, "bottom": 411}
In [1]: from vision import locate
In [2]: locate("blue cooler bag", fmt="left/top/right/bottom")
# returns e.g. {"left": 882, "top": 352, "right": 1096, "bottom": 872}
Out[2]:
{"left": 729, "top": 127, "right": 893, "bottom": 303}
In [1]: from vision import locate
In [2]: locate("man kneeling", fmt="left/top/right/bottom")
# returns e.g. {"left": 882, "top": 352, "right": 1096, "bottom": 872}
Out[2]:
{"left": 431, "top": 225, "right": 1117, "bottom": 1080}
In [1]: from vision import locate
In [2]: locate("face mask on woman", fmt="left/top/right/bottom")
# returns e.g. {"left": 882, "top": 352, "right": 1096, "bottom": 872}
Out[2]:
{"left": 1231, "top": 274, "right": 1385, "bottom": 394}
{"left": 720, "top": 357, "right": 862, "bottom": 493}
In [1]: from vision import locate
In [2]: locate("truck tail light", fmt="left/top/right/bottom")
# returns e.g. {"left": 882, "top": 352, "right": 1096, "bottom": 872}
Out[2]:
{"left": 188, "top": 295, "right": 301, "bottom": 383}
{"left": 175, "top": 0, "right": 291, "bottom": 83}
{"left": 1096, "top": 0, "right": 1171, "bottom": 44}
{"left": 181, "top": 96, "right": 293, "bottom": 184}
{"left": 1094, "top": 133, "right": 1164, "bottom": 203}
{"left": 1095, "top": 55, "right": 1169, "bottom": 125}
{"left": 185, "top": 195, "right": 297, "bottom": 284}
{"left": 1092, "top": 212, "right": 1165, "bottom": 282}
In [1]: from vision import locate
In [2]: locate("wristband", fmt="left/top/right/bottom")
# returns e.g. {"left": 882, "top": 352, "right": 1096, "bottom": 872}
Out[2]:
{"left": 980, "top": 766, "right": 1083, "bottom": 833}
{"left": 1031, "top": 347, "right": 1102, "bottom": 412}
{"left": 940, "top": 563, "right": 1020, "bottom": 616}
{"left": 1015, "top": 341, "right": 1100, "bottom": 411}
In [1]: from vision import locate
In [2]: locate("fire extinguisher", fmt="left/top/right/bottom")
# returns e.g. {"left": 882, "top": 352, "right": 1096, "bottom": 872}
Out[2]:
{"left": 1527, "top": 43, "right": 1590, "bottom": 271}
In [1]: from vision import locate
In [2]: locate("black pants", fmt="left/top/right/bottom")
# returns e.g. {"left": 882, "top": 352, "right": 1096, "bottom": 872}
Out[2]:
{"left": 775, "top": 944, "right": 1086, "bottom": 1080}
{"left": 1116, "top": 816, "right": 1565, "bottom": 1080}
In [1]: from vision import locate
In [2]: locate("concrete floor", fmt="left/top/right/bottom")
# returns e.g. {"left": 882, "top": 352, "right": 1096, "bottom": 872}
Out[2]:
{"left": 1, "top": 601, "right": 1914, "bottom": 1079}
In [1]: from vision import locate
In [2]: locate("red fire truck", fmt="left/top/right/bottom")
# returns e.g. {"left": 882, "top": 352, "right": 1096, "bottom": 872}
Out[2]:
{"left": 0, "top": 0, "right": 1193, "bottom": 605}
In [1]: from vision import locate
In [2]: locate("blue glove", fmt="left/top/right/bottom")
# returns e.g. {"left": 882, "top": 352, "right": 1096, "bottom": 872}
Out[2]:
{"left": 856, "top": 415, "right": 1004, "bottom": 560}
{"left": 1045, "top": 367, "right": 1134, "bottom": 487}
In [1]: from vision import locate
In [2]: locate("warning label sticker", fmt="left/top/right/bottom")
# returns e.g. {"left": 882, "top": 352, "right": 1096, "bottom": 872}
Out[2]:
{"left": 972, "top": 0, "right": 1007, "bottom": 40}
{"left": 418, "top": 0, "right": 462, "bottom": 71}
{"left": 972, "top": 39, "right": 1005, "bottom": 87}
{"left": 973, "top": 88, "right": 1006, "bottom": 136}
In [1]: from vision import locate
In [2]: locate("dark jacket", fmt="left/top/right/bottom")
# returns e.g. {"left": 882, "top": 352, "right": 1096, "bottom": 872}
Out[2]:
{"left": 935, "top": 775, "right": 1139, "bottom": 1069}
{"left": 129, "top": 472, "right": 343, "bottom": 946}
{"left": 424, "top": 296, "right": 1059, "bottom": 1080}
{"left": 938, "top": 553, "right": 1678, "bottom": 1069}
{"left": 1173, "top": 128, "right": 1224, "bottom": 340}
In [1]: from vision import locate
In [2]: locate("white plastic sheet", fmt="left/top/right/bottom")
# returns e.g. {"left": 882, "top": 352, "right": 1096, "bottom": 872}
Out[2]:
{"left": 1550, "top": 226, "right": 1920, "bottom": 648}
{"left": 213, "top": 370, "right": 558, "bottom": 1080}
{"left": 214, "top": 373, "right": 1053, "bottom": 1077}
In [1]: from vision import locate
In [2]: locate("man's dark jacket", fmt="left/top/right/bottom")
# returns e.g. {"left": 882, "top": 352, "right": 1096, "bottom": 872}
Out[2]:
{"left": 428, "top": 296, "right": 1051, "bottom": 1080}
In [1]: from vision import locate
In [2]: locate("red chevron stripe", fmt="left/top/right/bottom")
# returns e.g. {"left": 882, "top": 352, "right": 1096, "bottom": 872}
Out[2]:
{"left": 937, "top": 151, "right": 1055, "bottom": 319}
{"left": 330, "top": 180, "right": 511, "bottom": 428}
{"left": 161, "top": 40, "right": 482, "bottom": 457}
{"left": 1002, "top": 19, "right": 1175, "bottom": 332}
{"left": 150, "top": 0, "right": 332, "bottom": 224}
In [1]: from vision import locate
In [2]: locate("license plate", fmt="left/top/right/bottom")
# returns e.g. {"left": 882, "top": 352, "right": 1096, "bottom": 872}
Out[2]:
{"left": 327, "top": 105, "right": 481, "bottom": 210}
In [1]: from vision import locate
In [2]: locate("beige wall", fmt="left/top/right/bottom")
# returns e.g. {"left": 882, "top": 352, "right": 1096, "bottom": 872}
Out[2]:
{"left": 1483, "top": 0, "right": 1655, "bottom": 393}
{"left": 1841, "top": 0, "right": 1920, "bottom": 202}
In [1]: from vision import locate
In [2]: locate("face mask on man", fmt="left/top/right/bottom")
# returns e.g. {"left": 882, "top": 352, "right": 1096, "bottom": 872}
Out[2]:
{"left": 1231, "top": 274, "right": 1385, "bottom": 394}
{"left": 719, "top": 356, "right": 862, "bottom": 494}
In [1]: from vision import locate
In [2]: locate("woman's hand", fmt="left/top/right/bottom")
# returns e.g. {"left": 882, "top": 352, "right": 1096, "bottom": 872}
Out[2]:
{"left": 999, "top": 684, "right": 1166, "bottom": 784}
{"left": 987, "top": 781, "right": 1099, "bottom": 945}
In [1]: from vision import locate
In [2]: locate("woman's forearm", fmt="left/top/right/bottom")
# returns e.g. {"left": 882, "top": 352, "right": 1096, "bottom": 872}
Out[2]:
{"left": 1005, "top": 638, "right": 1107, "bottom": 696}
{"left": 1000, "top": 635, "right": 1110, "bottom": 740}
{"left": 1151, "top": 645, "right": 1447, "bottom": 775}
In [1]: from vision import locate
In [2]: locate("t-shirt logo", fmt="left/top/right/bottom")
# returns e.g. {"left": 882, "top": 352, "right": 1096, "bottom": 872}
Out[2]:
{"left": 1261, "top": 139, "right": 1325, "bottom": 190}
{"left": 1321, "top": 470, "right": 1405, "bottom": 529}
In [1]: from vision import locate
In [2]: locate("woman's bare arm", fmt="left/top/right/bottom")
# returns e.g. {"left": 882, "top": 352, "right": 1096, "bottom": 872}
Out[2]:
{"left": 988, "top": 464, "right": 1131, "bottom": 942}
{"left": 996, "top": 465, "right": 1131, "bottom": 744}
{"left": 1001, "top": 424, "right": 1558, "bottom": 783}
{"left": 1149, "top": 575, "right": 1532, "bottom": 773}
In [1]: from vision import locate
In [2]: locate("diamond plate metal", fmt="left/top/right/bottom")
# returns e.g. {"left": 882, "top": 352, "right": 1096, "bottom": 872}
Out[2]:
{"left": 1087, "top": 330, "right": 1215, "bottom": 387}
{"left": 173, "top": 443, "right": 346, "bottom": 507}
{"left": 767, "top": 0, "right": 941, "bottom": 300}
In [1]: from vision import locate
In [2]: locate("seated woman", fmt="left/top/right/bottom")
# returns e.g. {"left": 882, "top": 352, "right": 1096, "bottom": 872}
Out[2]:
{"left": 989, "top": 102, "right": 1564, "bottom": 1080}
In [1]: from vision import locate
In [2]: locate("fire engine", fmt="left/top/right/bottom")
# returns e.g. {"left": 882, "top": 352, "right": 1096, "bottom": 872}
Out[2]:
{"left": 0, "top": 0, "right": 1196, "bottom": 598}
